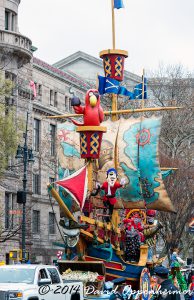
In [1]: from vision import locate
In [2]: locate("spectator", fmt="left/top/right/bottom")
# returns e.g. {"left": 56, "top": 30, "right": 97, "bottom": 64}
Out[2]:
{"left": 189, "top": 275, "right": 194, "bottom": 300}
{"left": 153, "top": 266, "right": 181, "bottom": 300}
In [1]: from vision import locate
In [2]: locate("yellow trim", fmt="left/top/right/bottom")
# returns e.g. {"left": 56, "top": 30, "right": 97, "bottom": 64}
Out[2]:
{"left": 160, "top": 167, "right": 178, "bottom": 170}
{"left": 111, "top": 94, "right": 118, "bottom": 122}
{"left": 126, "top": 209, "right": 147, "bottom": 224}
{"left": 44, "top": 107, "right": 182, "bottom": 120}
{"left": 118, "top": 245, "right": 148, "bottom": 267}
{"left": 87, "top": 160, "right": 93, "bottom": 192}
{"left": 99, "top": 49, "right": 128, "bottom": 58}
{"left": 47, "top": 184, "right": 76, "bottom": 221}
{"left": 76, "top": 126, "right": 107, "bottom": 132}
{"left": 80, "top": 216, "right": 120, "bottom": 234}
{"left": 106, "top": 266, "right": 126, "bottom": 272}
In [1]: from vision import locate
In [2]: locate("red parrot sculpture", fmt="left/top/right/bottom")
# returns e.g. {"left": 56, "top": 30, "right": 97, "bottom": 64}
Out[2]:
{"left": 71, "top": 89, "right": 104, "bottom": 126}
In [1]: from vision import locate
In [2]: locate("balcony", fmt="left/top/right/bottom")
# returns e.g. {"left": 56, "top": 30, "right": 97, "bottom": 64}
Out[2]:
{"left": 0, "top": 30, "right": 33, "bottom": 64}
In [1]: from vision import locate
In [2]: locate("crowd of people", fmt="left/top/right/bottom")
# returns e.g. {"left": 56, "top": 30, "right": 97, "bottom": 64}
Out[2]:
{"left": 107, "top": 266, "right": 194, "bottom": 300}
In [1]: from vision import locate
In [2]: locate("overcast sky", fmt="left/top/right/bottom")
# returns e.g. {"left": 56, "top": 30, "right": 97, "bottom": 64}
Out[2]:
{"left": 18, "top": 0, "right": 194, "bottom": 76}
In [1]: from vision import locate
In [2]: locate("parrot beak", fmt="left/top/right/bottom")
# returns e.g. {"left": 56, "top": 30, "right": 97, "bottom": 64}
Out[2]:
{"left": 89, "top": 95, "right": 97, "bottom": 107}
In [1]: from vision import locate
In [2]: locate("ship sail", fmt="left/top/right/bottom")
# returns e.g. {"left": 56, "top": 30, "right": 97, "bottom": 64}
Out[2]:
{"left": 55, "top": 165, "right": 88, "bottom": 210}
{"left": 117, "top": 116, "right": 175, "bottom": 212}
{"left": 57, "top": 116, "right": 175, "bottom": 213}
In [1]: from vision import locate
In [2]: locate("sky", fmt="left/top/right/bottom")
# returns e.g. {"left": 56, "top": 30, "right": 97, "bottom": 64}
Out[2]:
{"left": 18, "top": 0, "right": 194, "bottom": 76}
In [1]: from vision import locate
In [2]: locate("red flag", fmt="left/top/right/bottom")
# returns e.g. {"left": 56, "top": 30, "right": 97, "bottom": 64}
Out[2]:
{"left": 55, "top": 166, "right": 88, "bottom": 210}
{"left": 29, "top": 80, "right": 37, "bottom": 98}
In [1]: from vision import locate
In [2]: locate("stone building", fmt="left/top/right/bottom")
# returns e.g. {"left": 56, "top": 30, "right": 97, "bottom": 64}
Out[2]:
{"left": 3, "top": 0, "right": 191, "bottom": 265}
{"left": 0, "top": 0, "right": 141, "bottom": 264}
{"left": 0, "top": 0, "right": 91, "bottom": 263}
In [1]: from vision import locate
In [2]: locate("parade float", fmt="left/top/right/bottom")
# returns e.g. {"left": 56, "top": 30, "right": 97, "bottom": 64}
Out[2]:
{"left": 46, "top": 0, "right": 181, "bottom": 292}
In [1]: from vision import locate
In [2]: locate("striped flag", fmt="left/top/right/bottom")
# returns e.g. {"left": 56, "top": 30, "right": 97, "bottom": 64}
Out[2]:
{"left": 114, "top": 0, "right": 124, "bottom": 9}
{"left": 133, "top": 78, "right": 147, "bottom": 99}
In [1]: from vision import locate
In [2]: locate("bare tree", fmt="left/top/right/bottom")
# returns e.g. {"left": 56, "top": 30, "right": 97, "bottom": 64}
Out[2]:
{"left": 148, "top": 64, "right": 194, "bottom": 259}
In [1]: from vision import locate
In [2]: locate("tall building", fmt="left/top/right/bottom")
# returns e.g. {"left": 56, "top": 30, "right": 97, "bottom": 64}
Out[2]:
{"left": 0, "top": 0, "right": 144, "bottom": 263}
{"left": 0, "top": 0, "right": 33, "bottom": 263}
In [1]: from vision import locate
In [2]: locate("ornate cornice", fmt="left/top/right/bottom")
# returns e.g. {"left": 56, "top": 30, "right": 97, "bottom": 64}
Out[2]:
{"left": 33, "top": 57, "right": 92, "bottom": 92}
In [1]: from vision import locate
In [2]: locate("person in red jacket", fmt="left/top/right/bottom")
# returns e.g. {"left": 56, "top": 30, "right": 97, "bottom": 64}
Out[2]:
{"left": 189, "top": 275, "right": 194, "bottom": 300}
{"left": 96, "top": 168, "right": 125, "bottom": 221}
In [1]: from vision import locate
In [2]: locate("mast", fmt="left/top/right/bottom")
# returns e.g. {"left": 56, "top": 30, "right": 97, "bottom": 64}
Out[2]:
{"left": 111, "top": 0, "right": 116, "bottom": 49}
{"left": 111, "top": 0, "right": 118, "bottom": 122}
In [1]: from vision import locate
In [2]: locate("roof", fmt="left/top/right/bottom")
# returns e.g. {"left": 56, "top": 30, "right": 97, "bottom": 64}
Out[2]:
{"left": 33, "top": 57, "right": 93, "bottom": 91}
{"left": 53, "top": 51, "right": 142, "bottom": 83}
{"left": 53, "top": 51, "right": 102, "bottom": 69}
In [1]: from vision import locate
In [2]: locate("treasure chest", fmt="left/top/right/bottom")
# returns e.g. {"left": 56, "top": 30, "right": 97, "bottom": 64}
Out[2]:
{"left": 58, "top": 260, "right": 106, "bottom": 297}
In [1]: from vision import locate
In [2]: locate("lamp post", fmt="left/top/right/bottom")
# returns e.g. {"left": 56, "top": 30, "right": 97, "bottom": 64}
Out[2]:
{"left": 15, "top": 111, "right": 34, "bottom": 263}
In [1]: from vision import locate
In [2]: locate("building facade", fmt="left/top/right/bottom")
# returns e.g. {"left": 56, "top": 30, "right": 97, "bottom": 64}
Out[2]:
{"left": 2, "top": 0, "right": 187, "bottom": 264}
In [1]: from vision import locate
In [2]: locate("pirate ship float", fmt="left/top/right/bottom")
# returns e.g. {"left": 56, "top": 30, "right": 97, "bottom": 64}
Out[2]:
{"left": 46, "top": 0, "right": 180, "bottom": 288}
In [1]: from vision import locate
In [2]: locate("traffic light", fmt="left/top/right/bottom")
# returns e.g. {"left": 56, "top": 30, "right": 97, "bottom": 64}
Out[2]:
{"left": 9, "top": 250, "right": 29, "bottom": 262}
{"left": 17, "top": 191, "right": 26, "bottom": 204}
{"left": 9, "top": 250, "right": 18, "bottom": 260}
{"left": 19, "top": 250, "right": 29, "bottom": 261}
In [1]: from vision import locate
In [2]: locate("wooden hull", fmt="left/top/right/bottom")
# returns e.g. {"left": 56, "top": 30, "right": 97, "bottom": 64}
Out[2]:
{"left": 84, "top": 245, "right": 147, "bottom": 287}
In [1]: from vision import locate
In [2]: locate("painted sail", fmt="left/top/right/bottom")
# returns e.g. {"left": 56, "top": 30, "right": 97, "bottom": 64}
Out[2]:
{"left": 117, "top": 116, "right": 175, "bottom": 212}
{"left": 57, "top": 118, "right": 175, "bottom": 212}
{"left": 57, "top": 122, "right": 84, "bottom": 212}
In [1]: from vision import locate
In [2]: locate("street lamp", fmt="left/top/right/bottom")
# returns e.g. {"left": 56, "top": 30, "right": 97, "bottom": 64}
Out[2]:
{"left": 15, "top": 112, "right": 34, "bottom": 263}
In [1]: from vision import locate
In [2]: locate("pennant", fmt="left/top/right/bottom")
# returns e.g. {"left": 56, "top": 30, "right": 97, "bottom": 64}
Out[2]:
{"left": 114, "top": 0, "right": 124, "bottom": 9}
{"left": 55, "top": 165, "right": 88, "bottom": 210}
{"left": 98, "top": 75, "right": 136, "bottom": 99}
{"left": 133, "top": 78, "right": 147, "bottom": 99}
{"left": 29, "top": 80, "right": 37, "bottom": 98}
{"left": 98, "top": 75, "right": 120, "bottom": 94}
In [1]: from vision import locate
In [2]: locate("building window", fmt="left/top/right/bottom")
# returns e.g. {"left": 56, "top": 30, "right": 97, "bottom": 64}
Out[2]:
{"left": 5, "top": 193, "right": 14, "bottom": 229}
{"left": 32, "top": 210, "right": 40, "bottom": 234}
{"left": 33, "top": 173, "right": 41, "bottom": 195}
{"left": 49, "top": 212, "right": 56, "bottom": 234}
{"left": 54, "top": 92, "right": 57, "bottom": 107}
{"left": 5, "top": 10, "right": 16, "bottom": 31}
{"left": 50, "top": 90, "right": 54, "bottom": 106}
{"left": 37, "top": 84, "right": 42, "bottom": 100}
{"left": 11, "top": 14, "right": 15, "bottom": 31}
{"left": 5, "top": 71, "right": 16, "bottom": 96}
{"left": 5, "top": 11, "right": 9, "bottom": 30}
{"left": 33, "top": 119, "right": 40, "bottom": 151}
{"left": 50, "top": 124, "right": 56, "bottom": 156}
{"left": 65, "top": 96, "right": 68, "bottom": 110}
{"left": 68, "top": 99, "right": 72, "bottom": 112}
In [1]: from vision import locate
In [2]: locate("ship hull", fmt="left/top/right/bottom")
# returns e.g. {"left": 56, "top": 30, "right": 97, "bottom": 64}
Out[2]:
{"left": 85, "top": 246, "right": 144, "bottom": 287}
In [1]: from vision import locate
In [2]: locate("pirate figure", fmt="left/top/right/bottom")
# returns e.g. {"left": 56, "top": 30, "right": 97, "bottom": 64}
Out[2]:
{"left": 93, "top": 168, "right": 125, "bottom": 221}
